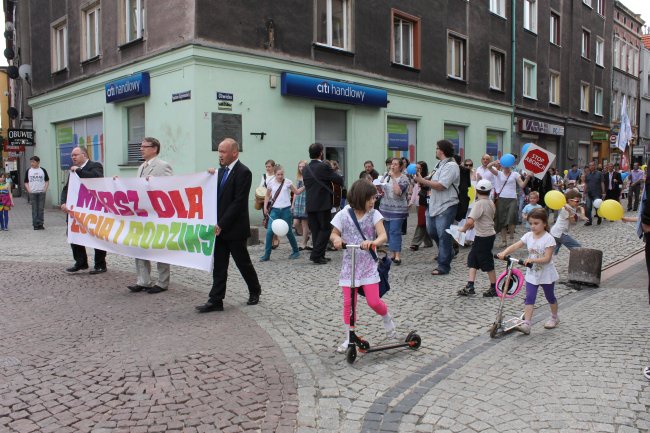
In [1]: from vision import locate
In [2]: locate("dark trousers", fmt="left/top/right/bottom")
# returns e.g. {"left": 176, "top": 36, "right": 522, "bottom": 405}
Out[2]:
{"left": 628, "top": 184, "right": 641, "bottom": 211}
{"left": 29, "top": 192, "right": 46, "bottom": 228}
{"left": 209, "top": 236, "right": 261, "bottom": 302}
{"left": 71, "top": 243, "right": 106, "bottom": 269}
{"left": 605, "top": 191, "right": 620, "bottom": 201}
{"left": 308, "top": 210, "right": 332, "bottom": 260}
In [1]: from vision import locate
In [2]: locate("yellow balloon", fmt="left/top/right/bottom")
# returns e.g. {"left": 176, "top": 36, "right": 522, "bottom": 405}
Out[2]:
{"left": 643, "top": 165, "right": 647, "bottom": 171}
{"left": 544, "top": 190, "right": 566, "bottom": 210}
{"left": 468, "top": 185, "right": 476, "bottom": 203}
{"left": 599, "top": 199, "right": 624, "bottom": 221}
{"left": 563, "top": 169, "right": 568, "bottom": 176}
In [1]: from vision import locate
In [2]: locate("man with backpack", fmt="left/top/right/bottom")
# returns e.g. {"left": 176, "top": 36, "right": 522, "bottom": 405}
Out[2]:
{"left": 413, "top": 139, "right": 460, "bottom": 276}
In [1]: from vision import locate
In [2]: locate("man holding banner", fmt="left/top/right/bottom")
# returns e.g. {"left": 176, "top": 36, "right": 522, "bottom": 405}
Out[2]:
{"left": 196, "top": 138, "right": 261, "bottom": 313}
{"left": 60, "top": 147, "right": 107, "bottom": 274}
{"left": 128, "top": 138, "right": 174, "bottom": 294}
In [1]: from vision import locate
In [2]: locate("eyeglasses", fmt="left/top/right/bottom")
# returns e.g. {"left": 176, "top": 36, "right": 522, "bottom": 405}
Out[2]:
{"left": 569, "top": 198, "right": 580, "bottom": 202}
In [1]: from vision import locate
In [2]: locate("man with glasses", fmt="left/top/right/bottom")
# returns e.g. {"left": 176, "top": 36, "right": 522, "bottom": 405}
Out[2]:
{"left": 127, "top": 137, "right": 174, "bottom": 294}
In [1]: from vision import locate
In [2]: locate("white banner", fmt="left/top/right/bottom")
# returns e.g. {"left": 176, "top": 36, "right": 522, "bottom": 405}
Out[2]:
{"left": 65, "top": 172, "right": 218, "bottom": 271}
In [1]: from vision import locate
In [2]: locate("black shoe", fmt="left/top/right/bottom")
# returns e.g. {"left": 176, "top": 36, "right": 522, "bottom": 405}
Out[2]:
{"left": 195, "top": 300, "right": 224, "bottom": 313}
{"left": 146, "top": 285, "right": 167, "bottom": 294}
{"left": 66, "top": 264, "right": 89, "bottom": 272}
{"left": 89, "top": 267, "right": 107, "bottom": 275}
{"left": 458, "top": 284, "right": 476, "bottom": 296}
{"left": 597, "top": 216, "right": 602, "bottom": 225}
{"left": 584, "top": 221, "right": 592, "bottom": 226}
{"left": 127, "top": 285, "right": 148, "bottom": 292}
{"left": 311, "top": 258, "right": 328, "bottom": 264}
{"left": 247, "top": 295, "right": 260, "bottom": 305}
{"left": 483, "top": 287, "right": 498, "bottom": 298}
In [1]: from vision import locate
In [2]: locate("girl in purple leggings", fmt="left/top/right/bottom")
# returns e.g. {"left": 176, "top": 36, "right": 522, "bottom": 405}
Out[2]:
{"left": 497, "top": 208, "right": 559, "bottom": 335}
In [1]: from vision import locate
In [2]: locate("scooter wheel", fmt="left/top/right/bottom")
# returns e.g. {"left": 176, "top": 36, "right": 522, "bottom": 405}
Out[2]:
{"left": 406, "top": 332, "right": 421, "bottom": 350}
{"left": 489, "top": 322, "right": 498, "bottom": 338}
{"left": 346, "top": 346, "right": 357, "bottom": 364}
{"left": 359, "top": 340, "right": 370, "bottom": 350}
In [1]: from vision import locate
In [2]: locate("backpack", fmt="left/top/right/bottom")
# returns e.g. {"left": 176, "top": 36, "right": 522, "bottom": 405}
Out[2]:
{"left": 453, "top": 165, "right": 471, "bottom": 221}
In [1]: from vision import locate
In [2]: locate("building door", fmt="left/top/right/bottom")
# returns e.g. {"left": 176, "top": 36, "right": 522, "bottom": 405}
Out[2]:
{"left": 315, "top": 108, "right": 347, "bottom": 176}
{"left": 387, "top": 118, "right": 417, "bottom": 162}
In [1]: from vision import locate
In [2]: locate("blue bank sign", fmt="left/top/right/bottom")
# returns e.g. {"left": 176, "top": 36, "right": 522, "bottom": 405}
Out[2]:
{"left": 281, "top": 72, "right": 388, "bottom": 107}
{"left": 105, "top": 72, "right": 150, "bottom": 103}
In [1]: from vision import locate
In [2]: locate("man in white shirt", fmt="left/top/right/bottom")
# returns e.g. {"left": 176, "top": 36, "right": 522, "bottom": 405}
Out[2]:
{"left": 24, "top": 156, "right": 49, "bottom": 230}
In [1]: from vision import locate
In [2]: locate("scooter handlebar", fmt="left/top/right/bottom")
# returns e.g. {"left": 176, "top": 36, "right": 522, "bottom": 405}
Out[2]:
{"left": 493, "top": 254, "right": 533, "bottom": 268}
{"left": 341, "top": 243, "right": 376, "bottom": 251}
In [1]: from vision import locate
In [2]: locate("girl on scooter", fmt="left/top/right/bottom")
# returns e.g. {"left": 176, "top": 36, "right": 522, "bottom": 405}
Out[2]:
{"left": 330, "top": 179, "right": 396, "bottom": 353}
{"left": 497, "top": 208, "right": 559, "bottom": 335}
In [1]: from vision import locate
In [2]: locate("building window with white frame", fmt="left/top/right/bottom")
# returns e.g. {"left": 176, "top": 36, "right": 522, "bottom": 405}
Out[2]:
{"left": 447, "top": 33, "right": 466, "bottom": 80}
{"left": 489, "top": 0, "right": 505, "bottom": 17}
{"left": 595, "top": 0, "right": 604, "bottom": 15}
{"left": 595, "top": 37, "right": 604, "bottom": 66}
{"left": 51, "top": 19, "right": 68, "bottom": 72}
{"left": 392, "top": 10, "right": 420, "bottom": 68}
{"left": 316, "top": 0, "right": 350, "bottom": 50}
{"left": 81, "top": 3, "right": 101, "bottom": 61}
{"left": 549, "top": 71, "right": 560, "bottom": 105}
{"left": 489, "top": 49, "right": 504, "bottom": 91}
{"left": 580, "top": 82, "right": 590, "bottom": 112}
{"left": 550, "top": 12, "right": 560, "bottom": 45}
{"left": 594, "top": 87, "right": 603, "bottom": 116}
{"left": 523, "top": 0, "right": 537, "bottom": 33}
{"left": 611, "top": 90, "right": 620, "bottom": 122}
{"left": 583, "top": 0, "right": 592, "bottom": 7}
{"left": 581, "top": 29, "right": 590, "bottom": 59}
{"left": 121, "top": 0, "right": 145, "bottom": 44}
{"left": 613, "top": 37, "right": 621, "bottom": 69}
{"left": 127, "top": 104, "right": 146, "bottom": 164}
{"left": 523, "top": 59, "right": 537, "bottom": 99}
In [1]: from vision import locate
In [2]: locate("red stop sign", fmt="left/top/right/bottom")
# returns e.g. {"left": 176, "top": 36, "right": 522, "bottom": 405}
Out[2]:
{"left": 522, "top": 149, "right": 550, "bottom": 175}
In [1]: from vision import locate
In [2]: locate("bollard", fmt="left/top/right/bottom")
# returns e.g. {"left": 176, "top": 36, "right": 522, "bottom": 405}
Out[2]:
{"left": 567, "top": 247, "right": 603, "bottom": 287}
{"left": 247, "top": 226, "right": 260, "bottom": 246}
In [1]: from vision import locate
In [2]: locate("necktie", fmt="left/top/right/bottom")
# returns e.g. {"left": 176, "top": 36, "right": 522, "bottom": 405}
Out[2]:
{"left": 609, "top": 173, "right": 612, "bottom": 190}
{"left": 220, "top": 167, "right": 230, "bottom": 192}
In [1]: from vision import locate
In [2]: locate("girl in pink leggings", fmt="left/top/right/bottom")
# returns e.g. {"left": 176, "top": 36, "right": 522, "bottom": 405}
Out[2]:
{"left": 330, "top": 180, "right": 396, "bottom": 353}
{"left": 497, "top": 208, "right": 560, "bottom": 335}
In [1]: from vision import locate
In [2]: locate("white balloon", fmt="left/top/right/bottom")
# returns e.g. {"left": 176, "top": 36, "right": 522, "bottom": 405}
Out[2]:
{"left": 271, "top": 219, "right": 289, "bottom": 236}
{"left": 593, "top": 199, "right": 603, "bottom": 209}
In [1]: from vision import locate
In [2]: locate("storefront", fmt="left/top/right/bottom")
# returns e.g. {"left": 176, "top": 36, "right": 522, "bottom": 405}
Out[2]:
{"left": 515, "top": 117, "right": 564, "bottom": 166}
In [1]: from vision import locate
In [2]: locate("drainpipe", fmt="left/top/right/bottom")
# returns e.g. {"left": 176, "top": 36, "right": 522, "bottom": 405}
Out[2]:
{"left": 511, "top": 0, "right": 516, "bottom": 154}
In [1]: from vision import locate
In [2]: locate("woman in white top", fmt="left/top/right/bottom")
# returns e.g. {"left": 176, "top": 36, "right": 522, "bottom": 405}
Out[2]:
{"left": 259, "top": 159, "right": 280, "bottom": 249}
{"left": 260, "top": 165, "right": 304, "bottom": 261}
{"left": 488, "top": 159, "right": 530, "bottom": 246}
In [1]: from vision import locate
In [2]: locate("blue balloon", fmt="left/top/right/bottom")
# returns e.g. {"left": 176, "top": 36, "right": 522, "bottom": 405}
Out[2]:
{"left": 500, "top": 153, "right": 515, "bottom": 168}
{"left": 522, "top": 143, "right": 532, "bottom": 155}
{"left": 406, "top": 163, "right": 417, "bottom": 175}
{"left": 621, "top": 172, "right": 629, "bottom": 180}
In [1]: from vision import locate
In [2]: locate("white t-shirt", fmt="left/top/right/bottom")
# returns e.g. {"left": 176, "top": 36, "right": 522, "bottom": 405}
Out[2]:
{"left": 521, "top": 231, "right": 559, "bottom": 285}
{"left": 259, "top": 173, "right": 275, "bottom": 188}
{"left": 476, "top": 166, "right": 495, "bottom": 198}
{"left": 550, "top": 205, "right": 576, "bottom": 237}
{"left": 267, "top": 177, "right": 294, "bottom": 208}
{"left": 494, "top": 171, "right": 521, "bottom": 199}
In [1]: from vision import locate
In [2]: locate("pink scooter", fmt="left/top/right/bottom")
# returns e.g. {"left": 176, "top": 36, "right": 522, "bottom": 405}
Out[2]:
{"left": 489, "top": 254, "right": 532, "bottom": 338}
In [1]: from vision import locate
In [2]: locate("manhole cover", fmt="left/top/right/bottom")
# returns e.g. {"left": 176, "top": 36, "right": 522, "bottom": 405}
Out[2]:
{"left": 0, "top": 357, "right": 21, "bottom": 367}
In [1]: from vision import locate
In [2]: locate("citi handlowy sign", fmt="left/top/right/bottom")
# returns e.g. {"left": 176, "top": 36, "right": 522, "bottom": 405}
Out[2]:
{"left": 281, "top": 72, "right": 388, "bottom": 107}
{"left": 105, "top": 72, "right": 150, "bottom": 103}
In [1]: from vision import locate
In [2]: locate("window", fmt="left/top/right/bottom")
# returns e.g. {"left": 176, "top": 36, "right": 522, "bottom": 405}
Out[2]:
{"left": 486, "top": 130, "right": 503, "bottom": 159}
{"left": 82, "top": 3, "right": 101, "bottom": 60}
{"left": 594, "top": 87, "right": 603, "bottom": 115}
{"left": 612, "top": 91, "right": 620, "bottom": 122}
{"left": 580, "top": 82, "right": 590, "bottom": 112}
{"left": 632, "top": 47, "right": 639, "bottom": 77}
{"left": 447, "top": 33, "right": 466, "bottom": 80}
{"left": 127, "top": 105, "right": 145, "bottom": 164}
{"left": 595, "top": 37, "right": 604, "bottom": 66}
{"left": 613, "top": 37, "right": 620, "bottom": 69}
{"left": 630, "top": 97, "right": 636, "bottom": 125}
{"left": 444, "top": 124, "right": 465, "bottom": 156}
{"left": 489, "top": 49, "right": 505, "bottom": 91}
{"left": 595, "top": 0, "right": 604, "bottom": 15}
{"left": 523, "top": 59, "right": 537, "bottom": 99}
{"left": 121, "top": 0, "right": 145, "bottom": 44}
{"left": 392, "top": 10, "right": 420, "bottom": 68}
{"left": 489, "top": 0, "right": 505, "bottom": 17}
{"left": 581, "top": 30, "right": 590, "bottom": 59}
{"left": 316, "top": 0, "right": 350, "bottom": 50}
{"left": 523, "top": 0, "right": 537, "bottom": 33}
{"left": 51, "top": 19, "right": 68, "bottom": 72}
{"left": 549, "top": 71, "right": 560, "bottom": 105}
{"left": 582, "top": 0, "right": 592, "bottom": 7}
{"left": 550, "top": 12, "right": 560, "bottom": 45}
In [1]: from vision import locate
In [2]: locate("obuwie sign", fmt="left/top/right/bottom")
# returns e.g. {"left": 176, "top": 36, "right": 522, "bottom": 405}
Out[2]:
{"left": 8, "top": 129, "right": 35, "bottom": 146}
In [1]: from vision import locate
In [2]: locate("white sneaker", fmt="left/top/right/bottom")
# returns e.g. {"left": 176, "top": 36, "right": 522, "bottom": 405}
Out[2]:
{"left": 544, "top": 317, "right": 560, "bottom": 329}
{"left": 644, "top": 366, "right": 650, "bottom": 380}
{"left": 517, "top": 323, "right": 531, "bottom": 335}
{"left": 336, "top": 341, "right": 349, "bottom": 354}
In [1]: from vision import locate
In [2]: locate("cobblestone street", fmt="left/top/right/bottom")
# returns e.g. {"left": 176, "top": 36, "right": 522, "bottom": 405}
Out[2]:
{"left": 0, "top": 198, "right": 648, "bottom": 433}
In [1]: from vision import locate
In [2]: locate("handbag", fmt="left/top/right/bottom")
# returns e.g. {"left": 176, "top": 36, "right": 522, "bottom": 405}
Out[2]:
{"left": 263, "top": 179, "right": 285, "bottom": 229}
{"left": 347, "top": 208, "right": 391, "bottom": 298}
{"left": 493, "top": 172, "right": 512, "bottom": 207}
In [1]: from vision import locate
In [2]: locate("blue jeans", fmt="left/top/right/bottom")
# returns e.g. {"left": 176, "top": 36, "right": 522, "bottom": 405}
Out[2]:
{"left": 263, "top": 206, "right": 299, "bottom": 258}
{"left": 553, "top": 233, "right": 581, "bottom": 255}
{"left": 383, "top": 218, "right": 404, "bottom": 253}
{"left": 426, "top": 204, "right": 458, "bottom": 274}
{"left": 30, "top": 192, "right": 46, "bottom": 228}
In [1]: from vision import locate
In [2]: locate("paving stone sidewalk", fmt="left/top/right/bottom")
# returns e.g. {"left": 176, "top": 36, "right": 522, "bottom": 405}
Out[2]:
{"left": 0, "top": 198, "right": 647, "bottom": 432}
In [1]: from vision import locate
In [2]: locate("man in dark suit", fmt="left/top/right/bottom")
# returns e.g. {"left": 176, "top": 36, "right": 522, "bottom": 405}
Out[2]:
{"left": 302, "top": 142, "right": 344, "bottom": 264}
{"left": 60, "top": 146, "right": 107, "bottom": 274}
{"left": 603, "top": 163, "right": 622, "bottom": 201}
{"left": 196, "top": 138, "right": 261, "bottom": 313}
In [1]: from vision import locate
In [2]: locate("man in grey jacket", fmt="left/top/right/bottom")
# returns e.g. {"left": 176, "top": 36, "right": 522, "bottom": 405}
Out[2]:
{"left": 127, "top": 137, "right": 174, "bottom": 294}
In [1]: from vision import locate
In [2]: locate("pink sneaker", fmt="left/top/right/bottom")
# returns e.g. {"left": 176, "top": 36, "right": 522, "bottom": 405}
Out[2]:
{"left": 544, "top": 317, "right": 560, "bottom": 329}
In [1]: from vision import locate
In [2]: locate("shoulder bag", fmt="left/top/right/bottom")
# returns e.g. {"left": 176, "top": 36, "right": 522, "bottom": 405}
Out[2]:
{"left": 263, "top": 179, "right": 285, "bottom": 229}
